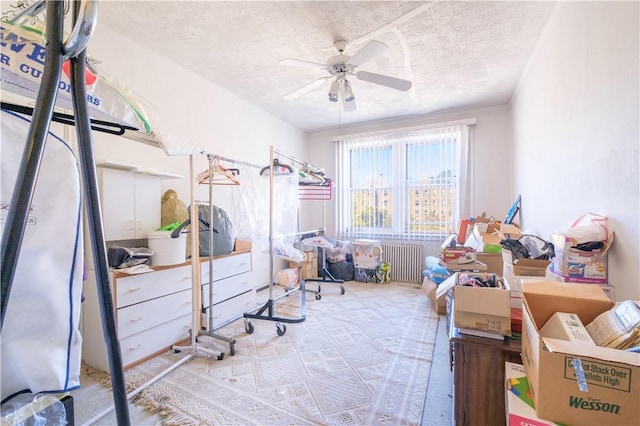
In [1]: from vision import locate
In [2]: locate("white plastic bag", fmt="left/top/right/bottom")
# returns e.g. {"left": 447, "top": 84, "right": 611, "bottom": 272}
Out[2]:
{"left": 560, "top": 213, "right": 609, "bottom": 244}
{"left": 273, "top": 268, "right": 299, "bottom": 287}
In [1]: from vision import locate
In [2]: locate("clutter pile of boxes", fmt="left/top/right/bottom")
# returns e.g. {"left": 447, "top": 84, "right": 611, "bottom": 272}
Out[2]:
{"left": 281, "top": 237, "right": 390, "bottom": 285}
{"left": 427, "top": 207, "right": 640, "bottom": 425}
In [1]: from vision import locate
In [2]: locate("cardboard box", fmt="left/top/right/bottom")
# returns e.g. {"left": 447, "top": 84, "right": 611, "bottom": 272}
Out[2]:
{"left": 549, "top": 233, "right": 613, "bottom": 284}
{"left": 289, "top": 250, "right": 318, "bottom": 279}
{"left": 505, "top": 362, "right": 560, "bottom": 426}
{"left": 546, "top": 269, "right": 617, "bottom": 301}
{"left": 504, "top": 275, "right": 546, "bottom": 334}
{"left": 436, "top": 272, "right": 512, "bottom": 336}
{"left": 476, "top": 252, "right": 503, "bottom": 275}
{"left": 521, "top": 281, "right": 640, "bottom": 426}
{"left": 464, "top": 224, "right": 502, "bottom": 253}
{"left": 234, "top": 238, "right": 252, "bottom": 252}
{"left": 422, "top": 277, "right": 446, "bottom": 315}
{"left": 539, "top": 312, "right": 595, "bottom": 344}
{"left": 503, "top": 254, "right": 550, "bottom": 277}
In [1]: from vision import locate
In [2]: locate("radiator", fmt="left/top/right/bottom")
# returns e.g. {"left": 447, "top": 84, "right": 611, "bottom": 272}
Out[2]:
{"left": 381, "top": 243, "right": 423, "bottom": 283}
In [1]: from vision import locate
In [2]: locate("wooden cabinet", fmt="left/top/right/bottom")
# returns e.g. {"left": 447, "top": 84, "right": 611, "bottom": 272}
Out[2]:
{"left": 449, "top": 315, "right": 522, "bottom": 426}
{"left": 200, "top": 251, "right": 254, "bottom": 331}
{"left": 81, "top": 264, "right": 193, "bottom": 372}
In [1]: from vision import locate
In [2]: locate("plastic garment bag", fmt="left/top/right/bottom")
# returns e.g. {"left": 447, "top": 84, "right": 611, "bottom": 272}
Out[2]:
{"left": 1, "top": 110, "right": 83, "bottom": 400}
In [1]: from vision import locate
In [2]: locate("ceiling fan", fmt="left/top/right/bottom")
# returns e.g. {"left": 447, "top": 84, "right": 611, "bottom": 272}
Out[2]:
{"left": 280, "top": 40, "right": 412, "bottom": 111}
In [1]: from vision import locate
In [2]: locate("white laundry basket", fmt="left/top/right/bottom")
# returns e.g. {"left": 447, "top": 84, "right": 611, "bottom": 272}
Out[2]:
{"left": 148, "top": 231, "right": 186, "bottom": 266}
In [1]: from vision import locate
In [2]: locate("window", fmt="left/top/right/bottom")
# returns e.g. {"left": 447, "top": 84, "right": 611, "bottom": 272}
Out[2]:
{"left": 335, "top": 121, "right": 474, "bottom": 241}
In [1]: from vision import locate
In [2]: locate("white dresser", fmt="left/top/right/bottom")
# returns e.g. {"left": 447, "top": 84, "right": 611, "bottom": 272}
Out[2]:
{"left": 81, "top": 263, "right": 193, "bottom": 372}
{"left": 81, "top": 249, "right": 254, "bottom": 372}
{"left": 200, "top": 251, "right": 254, "bottom": 331}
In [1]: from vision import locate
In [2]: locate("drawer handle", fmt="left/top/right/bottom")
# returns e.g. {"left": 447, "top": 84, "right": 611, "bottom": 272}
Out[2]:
{"left": 130, "top": 316, "right": 143, "bottom": 322}
{"left": 127, "top": 344, "right": 142, "bottom": 351}
{"left": 128, "top": 287, "right": 142, "bottom": 292}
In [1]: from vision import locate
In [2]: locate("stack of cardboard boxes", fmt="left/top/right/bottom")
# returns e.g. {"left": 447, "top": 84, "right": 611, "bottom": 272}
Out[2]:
{"left": 499, "top": 226, "right": 552, "bottom": 334}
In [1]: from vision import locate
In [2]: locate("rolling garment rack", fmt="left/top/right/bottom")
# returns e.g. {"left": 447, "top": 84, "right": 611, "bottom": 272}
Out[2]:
{"left": 288, "top": 152, "right": 344, "bottom": 298}
{"left": 173, "top": 153, "right": 259, "bottom": 358}
{"left": 0, "top": 1, "right": 132, "bottom": 424}
{"left": 243, "top": 146, "right": 308, "bottom": 336}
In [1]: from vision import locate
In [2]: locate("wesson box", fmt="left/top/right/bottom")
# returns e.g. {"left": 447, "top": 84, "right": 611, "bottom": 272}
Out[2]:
{"left": 521, "top": 281, "right": 640, "bottom": 426}
{"left": 505, "top": 362, "right": 560, "bottom": 426}
{"left": 436, "top": 272, "right": 512, "bottom": 336}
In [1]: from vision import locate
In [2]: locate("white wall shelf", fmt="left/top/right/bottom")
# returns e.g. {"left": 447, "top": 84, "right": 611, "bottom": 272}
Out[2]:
{"left": 97, "top": 160, "right": 183, "bottom": 179}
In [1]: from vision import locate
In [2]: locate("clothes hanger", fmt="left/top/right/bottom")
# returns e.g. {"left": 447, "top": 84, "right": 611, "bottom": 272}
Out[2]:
{"left": 298, "top": 167, "right": 327, "bottom": 186}
{"left": 197, "top": 160, "right": 241, "bottom": 185}
{"left": 260, "top": 157, "right": 293, "bottom": 176}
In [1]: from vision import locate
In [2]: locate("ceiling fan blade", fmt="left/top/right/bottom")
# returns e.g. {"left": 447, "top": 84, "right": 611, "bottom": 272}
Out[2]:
{"left": 279, "top": 58, "right": 327, "bottom": 70}
{"left": 342, "top": 97, "right": 357, "bottom": 112}
{"left": 346, "top": 40, "right": 388, "bottom": 67}
{"left": 283, "top": 77, "right": 328, "bottom": 100}
{"left": 356, "top": 71, "right": 412, "bottom": 91}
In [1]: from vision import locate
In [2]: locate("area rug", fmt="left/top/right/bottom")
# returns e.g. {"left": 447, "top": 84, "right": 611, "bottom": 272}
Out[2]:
{"left": 87, "top": 281, "right": 439, "bottom": 425}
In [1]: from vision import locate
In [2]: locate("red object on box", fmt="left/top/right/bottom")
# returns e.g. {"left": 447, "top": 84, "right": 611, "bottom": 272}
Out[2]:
{"left": 458, "top": 219, "right": 475, "bottom": 244}
{"left": 511, "top": 307, "right": 522, "bottom": 333}
{"left": 441, "top": 246, "right": 475, "bottom": 261}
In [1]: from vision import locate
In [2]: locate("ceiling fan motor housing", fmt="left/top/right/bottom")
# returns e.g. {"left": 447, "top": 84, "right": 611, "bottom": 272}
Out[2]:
{"left": 327, "top": 55, "right": 352, "bottom": 76}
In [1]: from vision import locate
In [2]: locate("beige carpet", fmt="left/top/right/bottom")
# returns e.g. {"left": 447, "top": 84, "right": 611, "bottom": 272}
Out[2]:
{"left": 81, "top": 281, "right": 439, "bottom": 425}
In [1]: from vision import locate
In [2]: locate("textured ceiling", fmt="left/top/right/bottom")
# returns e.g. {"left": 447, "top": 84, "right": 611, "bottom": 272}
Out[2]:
{"left": 95, "top": 1, "right": 556, "bottom": 133}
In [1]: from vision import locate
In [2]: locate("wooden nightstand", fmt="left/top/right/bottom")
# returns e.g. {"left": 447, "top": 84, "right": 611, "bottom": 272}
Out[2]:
{"left": 449, "top": 308, "right": 522, "bottom": 426}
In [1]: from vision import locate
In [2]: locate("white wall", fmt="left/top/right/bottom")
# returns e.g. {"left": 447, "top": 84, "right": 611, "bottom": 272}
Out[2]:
{"left": 80, "top": 23, "right": 308, "bottom": 287}
{"left": 305, "top": 105, "right": 514, "bottom": 256}
{"left": 511, "top": 1, "right": 639, "bottom": 300}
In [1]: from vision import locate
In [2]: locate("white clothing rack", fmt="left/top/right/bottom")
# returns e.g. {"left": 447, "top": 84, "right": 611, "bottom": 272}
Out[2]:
{"left": 173, "top": 153, "right": 260, "bottom": 357}
{"left": 242, "top": 146, "right": 309, "bottom": 336}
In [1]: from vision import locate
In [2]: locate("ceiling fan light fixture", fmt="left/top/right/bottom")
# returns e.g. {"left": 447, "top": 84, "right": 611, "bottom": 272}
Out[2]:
{"left": 328, "top": 79, "right": 339, "bottom": 102}
{"left": 342, "top": 79, "right": 355, "bottom": 102}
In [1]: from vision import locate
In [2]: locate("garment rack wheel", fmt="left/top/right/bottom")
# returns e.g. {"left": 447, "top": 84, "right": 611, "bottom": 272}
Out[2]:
{"left": 244, "top": 319, "right": 254, "bottom": 335}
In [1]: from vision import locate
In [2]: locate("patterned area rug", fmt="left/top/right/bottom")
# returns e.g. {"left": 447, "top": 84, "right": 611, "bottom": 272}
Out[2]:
{"left": 88, "top": 281, "right": 438, "bottom": 425}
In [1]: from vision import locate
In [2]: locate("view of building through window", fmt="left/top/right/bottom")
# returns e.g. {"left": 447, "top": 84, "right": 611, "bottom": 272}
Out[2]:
{"left": 345, "top": 136, "right": 457, "bottom": 239}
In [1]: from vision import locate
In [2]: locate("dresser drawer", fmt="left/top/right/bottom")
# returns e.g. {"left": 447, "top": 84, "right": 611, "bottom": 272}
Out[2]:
{"left": 200, "top": 252, "right": 251, "bottom": 283}
{"left": 117, "top": 289, "right": 192, "bottom": 339}
{"left": 201, "top": 272, "right": 252, "bottom": 307}
{"left": 202, "top": 290, "right": 255, "bottom": 330}
{"left": 120, "top": 313, "right": 191, "bottom": 368}
{"left": 115, "top": 265, "right": 191, "bottom": 308}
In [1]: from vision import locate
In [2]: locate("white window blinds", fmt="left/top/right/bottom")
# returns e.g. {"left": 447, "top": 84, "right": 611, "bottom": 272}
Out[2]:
{"left": 334, "top": 121, "right": 473, "bottom": 241}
